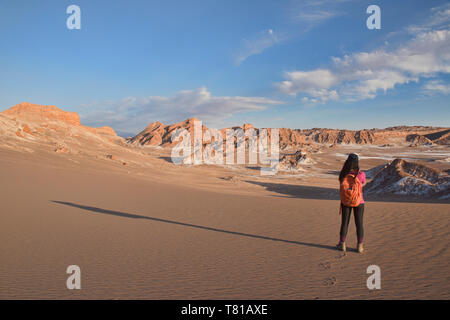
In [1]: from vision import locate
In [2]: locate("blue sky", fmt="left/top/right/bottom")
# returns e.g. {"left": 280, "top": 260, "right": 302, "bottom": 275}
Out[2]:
{"left": 0, "top": 0, "right": 449, "bottom": 135}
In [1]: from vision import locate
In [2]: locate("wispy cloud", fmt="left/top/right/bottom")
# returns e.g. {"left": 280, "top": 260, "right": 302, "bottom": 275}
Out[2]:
{"left": 386, "top": 3, "right": 450, "bottom": 40}
{"left": 290, "top": 0, "right": 351, "bottom": 27}
{"left": 423, "top": 80, "right": 450, "bottom": 96}
{"left": 294, "top": 10, "right": 339, "bottom": 25}
{"left": 234, "top": 1, "right": 352, "bottom": 66}
{"left": 276, "top": 5, "right": 450, "bottom": 104}
{"left": 407, "top": 3, "right": 450, "bottom": 34}
{"left": 80, "top": 87, "right": 283, "bottom": 133}
{"left": 235, "top": 29, "right": 286, "bottom": 65}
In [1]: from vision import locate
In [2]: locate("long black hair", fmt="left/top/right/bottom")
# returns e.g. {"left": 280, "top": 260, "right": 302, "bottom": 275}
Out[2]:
{"left": 339, "top": 153, "right": 360, "bottom": 182}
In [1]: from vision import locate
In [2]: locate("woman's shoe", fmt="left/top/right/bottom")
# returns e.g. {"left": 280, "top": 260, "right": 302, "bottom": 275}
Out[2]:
{"left": 336, "top": 242, "right": 346, "bottom": 252}
{"left": 357, "top": 243, "right": 364, "bottom": 253}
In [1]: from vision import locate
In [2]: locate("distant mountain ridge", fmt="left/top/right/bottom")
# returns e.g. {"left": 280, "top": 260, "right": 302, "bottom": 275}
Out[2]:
{"left": 2, "top": 102, "right": 449, "bottom": 149}
{"left": 128, "top": 119, "right": 449, "bottom": 149}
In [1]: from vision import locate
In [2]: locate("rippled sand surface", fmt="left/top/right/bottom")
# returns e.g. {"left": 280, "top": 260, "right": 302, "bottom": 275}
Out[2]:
{"left": 0, "top": 150, "right": 449, "bottom": 299}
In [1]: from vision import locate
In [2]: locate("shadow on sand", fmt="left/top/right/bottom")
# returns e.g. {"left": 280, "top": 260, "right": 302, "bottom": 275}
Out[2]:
{"left": 159, "top": 156, "right": 175, "bottom": 164}
{"left": 245, "top": 180, "right": 340, "bottom": 201}
{"left": 244, "top": 180, "right": 450, "bottom": 204}
{"left": 51, "top": 200, "right": 338, "bottom": 252}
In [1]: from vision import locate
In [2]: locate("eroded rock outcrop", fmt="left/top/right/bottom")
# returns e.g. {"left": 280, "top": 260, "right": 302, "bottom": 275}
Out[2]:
{"left": 365, "top": 159, "right": 449, "bottom": 198}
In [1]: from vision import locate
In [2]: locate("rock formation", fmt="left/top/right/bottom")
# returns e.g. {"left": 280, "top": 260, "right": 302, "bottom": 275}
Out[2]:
{"left": 365, "top": 159, "right": 449, "bottom": 198}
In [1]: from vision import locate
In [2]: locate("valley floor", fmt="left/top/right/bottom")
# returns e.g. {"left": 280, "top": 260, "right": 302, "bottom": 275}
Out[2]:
{"left": 0, "top": 149, "right": 449, "bottom": 299}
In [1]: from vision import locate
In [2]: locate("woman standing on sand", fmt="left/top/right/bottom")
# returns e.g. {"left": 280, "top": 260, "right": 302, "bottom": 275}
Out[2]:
{"left": 337, "top": 153, "right": 366, "bottom": 253}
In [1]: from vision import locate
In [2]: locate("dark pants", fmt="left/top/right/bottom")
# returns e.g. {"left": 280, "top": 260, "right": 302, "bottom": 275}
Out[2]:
{"left": 339, "top": 203, "right": 364, "bottom": 244}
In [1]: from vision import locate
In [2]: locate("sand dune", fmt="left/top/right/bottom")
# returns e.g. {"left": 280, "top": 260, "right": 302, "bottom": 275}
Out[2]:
{"left": 0, "top": 150, "right": 449, "bottom": 299}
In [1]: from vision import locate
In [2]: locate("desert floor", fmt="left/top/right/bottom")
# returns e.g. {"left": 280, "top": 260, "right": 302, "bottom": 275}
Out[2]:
{"left": 0, "top": 145, "right": 449, "bottom": 299}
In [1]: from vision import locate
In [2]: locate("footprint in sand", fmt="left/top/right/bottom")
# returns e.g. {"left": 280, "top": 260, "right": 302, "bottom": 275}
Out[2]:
{"left": 319, "top": 262, "right": 332, "bottom": 270}
{"left": 323, "top": 276, "right": 337, "bottom": 286}
{"left": 335, "top": 253, "right": 346, "bottom": 259}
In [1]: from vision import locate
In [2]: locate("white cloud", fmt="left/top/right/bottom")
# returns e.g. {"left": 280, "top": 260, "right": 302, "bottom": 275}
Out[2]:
{"left": 277, "top": 4, "right": 450, "bottom": 103}
{"left": 277, "top": 69, "right": 340, "bottom": 102}
{"left": 407, "top": 3, "right": 450, "bottom": 34}
{"left": 235, "top": 29, "right": 286, "bottom": 65}
{"left": 80, "top": 87, "right": 283, "bottom": 133}
{"left": 234, "top": 1, "right": 351, "bottom": 65}
{"left": 278, "top": 69, "right": 338, "bottom": 92}
{"left": 295, "top": 10, "right": 339, "bottom": 25}
{"left": 342, "top": 71, "right": 416, "bottom": 101}
{"left": 290, "top": 0, "right": 350, "bottom": 26}
{"left": 277, "top": 28, "right": 450, "bottom": 102}
{"left": 423, "top": 80, "right": 450, "bottom": 95}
